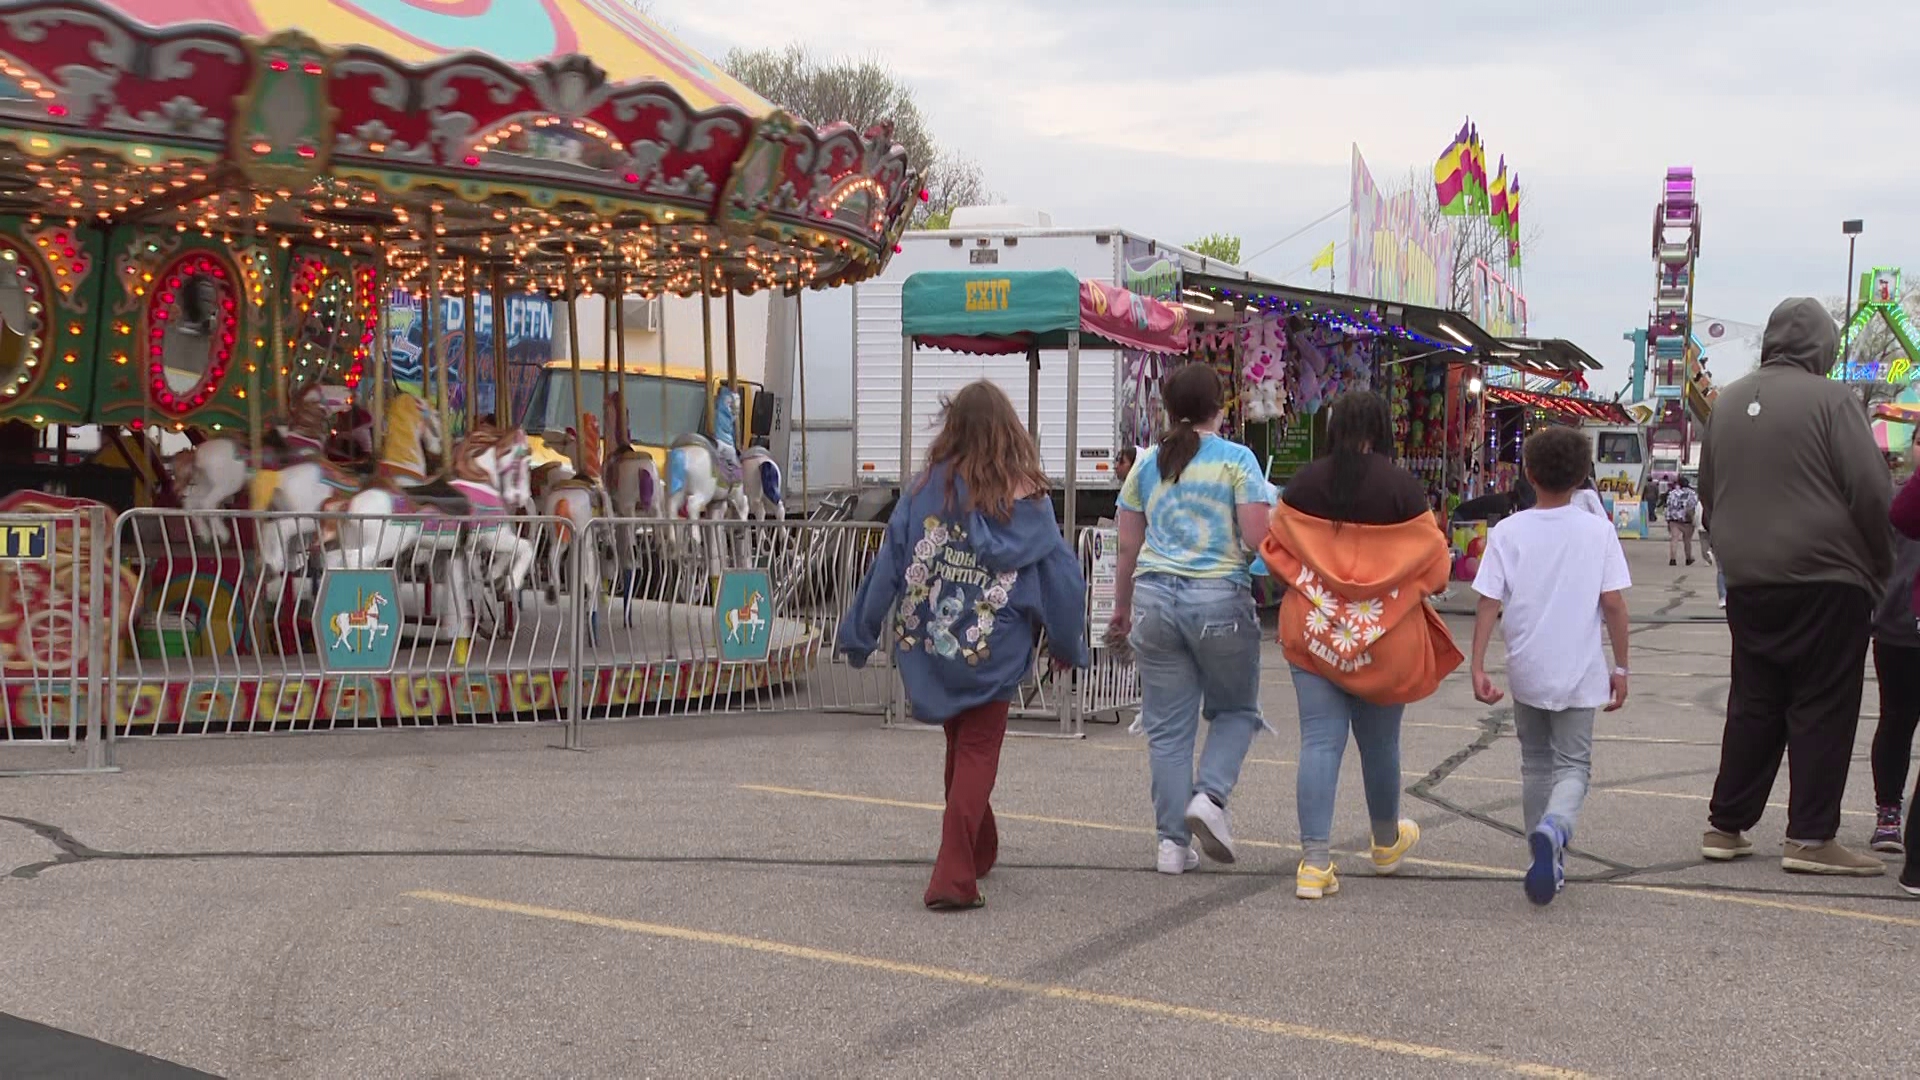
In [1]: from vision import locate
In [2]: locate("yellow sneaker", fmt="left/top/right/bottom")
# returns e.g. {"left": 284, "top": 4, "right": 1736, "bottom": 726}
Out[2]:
{"left": 1370, "top": 819, "right": 1420, "bottom": 876}
{"left": 1296, "top": 860, "right": 1339, "bottom": 899}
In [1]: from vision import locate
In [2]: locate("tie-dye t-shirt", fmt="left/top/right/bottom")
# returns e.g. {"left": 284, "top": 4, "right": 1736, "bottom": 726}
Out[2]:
{"left": 1119, "top": 435, "right": 1273, "bottom": 583}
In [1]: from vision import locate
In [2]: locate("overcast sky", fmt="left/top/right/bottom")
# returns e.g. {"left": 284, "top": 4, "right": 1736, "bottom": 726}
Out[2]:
{"left": 659, "top": 1, "right": 1919, "bottom": 389}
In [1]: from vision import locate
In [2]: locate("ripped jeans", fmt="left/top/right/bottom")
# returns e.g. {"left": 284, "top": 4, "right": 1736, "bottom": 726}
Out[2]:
{"left": 1130, "top": 574, "right": 1266, "bottom": 845}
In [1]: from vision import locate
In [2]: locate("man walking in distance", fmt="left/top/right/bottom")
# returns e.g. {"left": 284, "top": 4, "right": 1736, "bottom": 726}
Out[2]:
{"left": 1664, "top": 475, "right": 1699, "bottom": 567}
{"left": 1699, "top": 297, "right": 1893, "bottom": 875}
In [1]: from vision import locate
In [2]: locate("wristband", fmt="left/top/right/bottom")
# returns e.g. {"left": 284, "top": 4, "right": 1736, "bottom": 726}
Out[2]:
{"left": 1612, "top": 666, "right": 1630, "bottom": 677}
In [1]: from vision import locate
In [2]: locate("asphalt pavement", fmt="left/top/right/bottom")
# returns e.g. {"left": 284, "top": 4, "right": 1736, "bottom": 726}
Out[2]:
{"left": 1, "top": 540, "right": 1915, "bottom": 1078}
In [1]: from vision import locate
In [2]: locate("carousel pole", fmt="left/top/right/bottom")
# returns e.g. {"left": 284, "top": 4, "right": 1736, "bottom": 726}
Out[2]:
{"left": 274, "top": 272, "right": 289, "bottom": 418}
{"left": 247, "top": 286, "right": 264, "bottom": 456}
{"left": 566, "top": 288, "right": 585, "bottom": 474}
{"left": 270, "top": 290, "right": 289, "bottom": 450}
{"left": 491, "top": 265, "right": 509, "bottom": 428}
{"left": 427, "top": 211, "right": 451, "bottom": 474}
{"left": 795, "top": 289, "right": 811, "bottom": 513}
{"left": 614, "top": 272, "right": 628, "bottom": 448}
{"left": 724, "top": 288, "right": 741, "bottom": 450}
{"left": 657, "top": 289, "right": 670, "bottom": 453}
{"left": 462, "top": 259, "right": 479, "bottom": 434}
{"left": 700, "top": 259, "right": 716, "bottom": 437}
{"left": 604, "top": 269, "right": 618, "bottom": 450}
{"left": 370, "top": 262, "right": 387, "bottom": 459}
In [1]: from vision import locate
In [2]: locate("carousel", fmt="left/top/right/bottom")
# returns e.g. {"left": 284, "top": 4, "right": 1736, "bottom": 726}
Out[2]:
{"left": 0, "top": 0, "right": 918, "bottom": 731}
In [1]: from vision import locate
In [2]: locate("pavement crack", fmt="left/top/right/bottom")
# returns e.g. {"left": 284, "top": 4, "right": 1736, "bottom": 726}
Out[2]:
{"left": 1405, "top": 709, "right": 1638, "bottom": 874}
{"left": 1, "top": 813, "right": 101, "bottom": 879}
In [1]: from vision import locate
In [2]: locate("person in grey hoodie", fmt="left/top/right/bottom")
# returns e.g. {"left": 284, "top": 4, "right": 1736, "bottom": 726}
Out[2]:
{"left": 1698, "top": 297, "right": 1893, "bottom": 875}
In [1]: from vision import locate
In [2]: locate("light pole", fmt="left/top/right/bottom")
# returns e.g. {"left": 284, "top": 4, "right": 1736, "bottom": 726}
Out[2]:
{"left": 1843, "top": 219, "right": 1864, "bottom": 360}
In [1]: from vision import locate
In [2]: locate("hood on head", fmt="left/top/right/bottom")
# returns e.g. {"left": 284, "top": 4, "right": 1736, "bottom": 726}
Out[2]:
{"left": 1759, "top": 297, "right": 1840, "bottom": 375}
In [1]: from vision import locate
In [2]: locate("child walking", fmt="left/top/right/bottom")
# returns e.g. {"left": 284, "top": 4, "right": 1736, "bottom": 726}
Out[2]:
{"left": 1470, "top": 426, "right": 1632, "bottom": 905}
{"left": 837, "top": 381, "right": 1088, "bottom": 911}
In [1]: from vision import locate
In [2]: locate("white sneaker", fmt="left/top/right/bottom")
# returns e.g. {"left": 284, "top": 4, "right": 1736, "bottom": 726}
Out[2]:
{"left": 1157, "top": 839, "right": 1199, "bottom": 874}
{"left": 1185, "top": 793, "right": 1238, "bottom": 864}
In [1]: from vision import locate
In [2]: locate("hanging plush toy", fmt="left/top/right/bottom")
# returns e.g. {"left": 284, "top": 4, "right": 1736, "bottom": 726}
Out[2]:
{"left": 1291, "top": 329, "right": 1330, "bottom": 414}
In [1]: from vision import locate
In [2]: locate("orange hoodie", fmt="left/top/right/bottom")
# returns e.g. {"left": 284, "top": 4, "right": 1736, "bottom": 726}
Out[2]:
{"left": 1260, "top": 503, "right": 1463, "bottom": 706}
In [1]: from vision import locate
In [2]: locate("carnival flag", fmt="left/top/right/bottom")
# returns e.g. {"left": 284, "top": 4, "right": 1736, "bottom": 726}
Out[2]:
{"left": 1309, "top": 240, "right": 1337, "bottom": 274}
{"left": 1466, "top": 126, "right": 1489, "bottom": 214}
{"left": 1488, "top": 156, "right": 1508, "bottom": 225}
{"left": 1507, "top": 175, "right": 1523, "bottom": 266}
{"left": 1434, "top": 123, "right": 1468, "bottom": 215}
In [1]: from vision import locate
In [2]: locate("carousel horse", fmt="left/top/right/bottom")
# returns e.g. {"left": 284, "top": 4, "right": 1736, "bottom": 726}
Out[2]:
{"left": 603, "top": 440, "right": 662, "bottom": 602}
{"left": 171, "top": 383, "right": 345, "bottom": 545}
{"left": 328, "top": 422, "right": 536, "bottom": 665}
{"left": 665, "top": 387, "right": 749, "bottom": 522}
{"left": 536, "top": 412, "right": 609, "bottom": 604}
{"left": 253, "top": 391, "right": 443, "bottom": 574}
{"left": 740, "top": 446, "right": 785, "bottom": 522}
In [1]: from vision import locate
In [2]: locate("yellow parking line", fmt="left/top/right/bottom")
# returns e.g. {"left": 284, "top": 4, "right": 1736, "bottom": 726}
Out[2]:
{"left": 406, "top": 888, "right": 1589, "bottom": 1078}
{"left": 1616, "top": 884, "right": 1920, "bottom": 929}
{"left": 737, "top": 784, "right": 1519, "bottom": 878}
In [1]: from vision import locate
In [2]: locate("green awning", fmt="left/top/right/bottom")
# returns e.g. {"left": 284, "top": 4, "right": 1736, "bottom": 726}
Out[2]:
{"left": 900, "top": 269, "right": 1190, "bottom": 355}
{"left": 901, "top": 269, "right": 1082, "bottom": 342}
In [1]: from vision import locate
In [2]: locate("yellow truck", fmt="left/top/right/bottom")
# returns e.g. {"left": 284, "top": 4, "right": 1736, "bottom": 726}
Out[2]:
{"left": 517, "top": 359, "right": 775, "bottom": 472}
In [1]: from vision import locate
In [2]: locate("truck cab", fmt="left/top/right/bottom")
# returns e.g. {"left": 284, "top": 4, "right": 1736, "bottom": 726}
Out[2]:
{"left": 518, "top": 360, "right": 775, "bottom": 472}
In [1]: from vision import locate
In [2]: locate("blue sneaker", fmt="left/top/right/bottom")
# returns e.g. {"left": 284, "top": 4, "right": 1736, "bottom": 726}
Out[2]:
{"left": 1526, "top": 820, "right": 1567, "bottom": 906}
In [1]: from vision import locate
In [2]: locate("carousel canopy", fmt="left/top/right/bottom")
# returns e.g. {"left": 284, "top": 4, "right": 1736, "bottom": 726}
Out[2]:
{"left": 902, "top": 270, "right": 1191, "bottom": 355}
{"left": 106, "top": 0, "right": 776, "bottom": 113}
{"left": 0, "top": 0, "right": 918, "bottom": 296}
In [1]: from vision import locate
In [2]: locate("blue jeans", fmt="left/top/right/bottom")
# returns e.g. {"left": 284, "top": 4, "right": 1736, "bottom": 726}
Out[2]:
{"left": 1292, "top": 666, "right": 1405, "bottom": 863}
{"left": 1130, "top": 574, "right": 1265, "bottom": 845}
{"left": 1512, "top": 702, "right": 1594, "bottom": 835}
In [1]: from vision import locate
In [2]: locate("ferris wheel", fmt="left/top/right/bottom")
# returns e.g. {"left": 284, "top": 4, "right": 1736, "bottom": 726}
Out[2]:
{"left": 1647, "top": 168, "right": 1711, "bottom": 459}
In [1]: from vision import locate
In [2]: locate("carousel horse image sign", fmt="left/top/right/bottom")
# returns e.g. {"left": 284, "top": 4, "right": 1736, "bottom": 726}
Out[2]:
{"left": 313, "top": 569, "right": 400, "bottom": 673}
{"left": 715, "top": 568, "right": 773, "bottom": 663}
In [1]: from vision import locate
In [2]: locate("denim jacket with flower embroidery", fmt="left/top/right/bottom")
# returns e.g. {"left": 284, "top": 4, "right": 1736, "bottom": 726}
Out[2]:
{"left": 837, "top": 465, "right": 1089, "bottom": 723}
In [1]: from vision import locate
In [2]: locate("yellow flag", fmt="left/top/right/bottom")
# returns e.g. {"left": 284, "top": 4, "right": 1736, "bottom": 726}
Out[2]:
{"left": 1309, "top": 241, "right": 1336, "bottom": 274}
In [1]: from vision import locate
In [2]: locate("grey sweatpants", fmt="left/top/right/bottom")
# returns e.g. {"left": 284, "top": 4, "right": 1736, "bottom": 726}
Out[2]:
{"left": 1513, "top": 702, "right": 1596, "bottom": 835}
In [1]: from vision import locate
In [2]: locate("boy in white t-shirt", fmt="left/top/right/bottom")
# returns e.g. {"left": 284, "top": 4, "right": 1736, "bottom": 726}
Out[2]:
{"left": 1471, "top": 427, "right": 1633, "bottom": 906}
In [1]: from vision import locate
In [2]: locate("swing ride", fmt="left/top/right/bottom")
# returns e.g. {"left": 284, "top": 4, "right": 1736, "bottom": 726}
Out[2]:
{"left": 0, "top": 0, "right": 920, "bottom": 730}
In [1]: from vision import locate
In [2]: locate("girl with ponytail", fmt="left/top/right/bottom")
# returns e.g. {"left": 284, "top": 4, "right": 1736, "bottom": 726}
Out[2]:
{"left": 1109, "top": 363, "right": 1275, "bottom": 875}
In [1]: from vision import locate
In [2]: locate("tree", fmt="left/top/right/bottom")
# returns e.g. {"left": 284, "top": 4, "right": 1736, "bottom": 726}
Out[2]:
{"left": 1403, "top": 167, "right": 1541, "bottom": 311}
{"left": 724, "top": 46, "right": 993, "bottom": 228}
{"left": 1187, "top": 233, "right": 1242, "bottom": 265}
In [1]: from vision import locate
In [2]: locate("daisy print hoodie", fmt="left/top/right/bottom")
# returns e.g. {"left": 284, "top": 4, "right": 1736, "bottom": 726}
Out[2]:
{"left": 838, "top": 464, "right": 1089, "bottom": 723}
{"left": 1260, "top": 462, "right": 1463, "bottom": 706}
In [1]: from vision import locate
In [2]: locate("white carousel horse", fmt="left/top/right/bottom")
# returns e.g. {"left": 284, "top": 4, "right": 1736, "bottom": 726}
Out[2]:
{"left": 606, "top": 446, "right": 661, "bottom": 518}
{"left": 170, "top": 384, "right": 345, "bottom": 544}
{"left": 665, "top": 388, "right": 750, "bottom": 522}
{"left": 255, "top": 392, "right": 442, "bottom": 574}
{"left": 533, "top": 414, "right": 612, "bottom": 604}
{"left": 327, "top": 423, "right": 536, "bottom": 665}
{"left": 740, "top": 446, "right": 785, "bottom": 521}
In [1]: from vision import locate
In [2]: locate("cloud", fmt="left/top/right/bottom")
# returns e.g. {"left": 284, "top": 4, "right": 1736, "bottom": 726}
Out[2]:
{"left": 654, "top": 0, "right": 1920, "bottom": 388}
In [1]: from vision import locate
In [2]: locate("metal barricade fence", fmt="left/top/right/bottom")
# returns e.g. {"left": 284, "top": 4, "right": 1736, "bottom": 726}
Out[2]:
{"left": 100, "top": 509, "right": 895, "bottom": 749}
{"left": 0, "top": 506, "right": 112, "bottom": 774}
{"left": 574, "top": 516, "right": 893, "bottom": 720}
{"left": 1077, "top": 527, "right": 1140, "bottom": 725}
{"left": 109, "top": 508, "right": 577, "bottom": 740}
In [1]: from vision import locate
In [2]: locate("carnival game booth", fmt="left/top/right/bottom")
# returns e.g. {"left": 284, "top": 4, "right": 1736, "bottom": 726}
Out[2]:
{"left": 0, "top": 0, "right": 922, "bottom": 754}
{"left": 1178, "top": 275, "right": 1501, "bottom": 491}
{"left": 897, "top": 268, "right": 1190, "bottom": 735}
